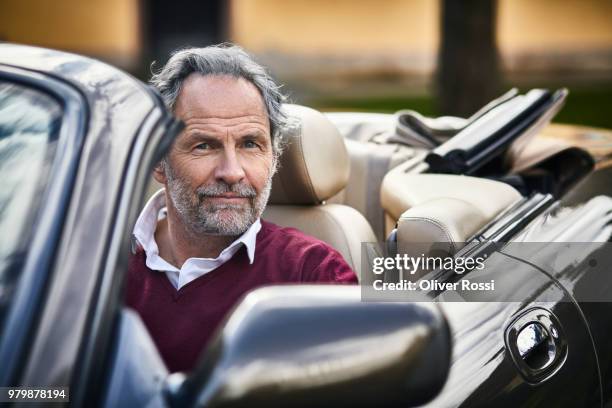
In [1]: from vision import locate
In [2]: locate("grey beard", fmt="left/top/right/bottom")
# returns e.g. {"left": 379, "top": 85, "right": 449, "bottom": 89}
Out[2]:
{"left": 165, "top": 165, "right": 273, "bottom": 237}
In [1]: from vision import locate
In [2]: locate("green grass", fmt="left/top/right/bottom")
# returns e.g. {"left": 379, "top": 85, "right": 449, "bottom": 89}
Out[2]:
{"left": 309, "top": 95, "right": 437, "bottom": 116}
{"left": 308, "top": 85, "right": 612, "bottom": 130}
{"left": 553, "top": 86, "right": 612, "bottom": 129}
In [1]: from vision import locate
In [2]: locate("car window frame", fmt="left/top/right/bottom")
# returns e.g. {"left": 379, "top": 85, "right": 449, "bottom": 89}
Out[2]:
{"left": 0, "top": 64, "right": 88, "bottom": 387}
{"left": 67, "top": 88, "right": 182, "bottom": 407}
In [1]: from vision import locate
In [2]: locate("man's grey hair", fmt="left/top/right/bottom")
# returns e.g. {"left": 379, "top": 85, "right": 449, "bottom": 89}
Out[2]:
{"left": 150, "top": 44, "right": 288, "bottom": 155}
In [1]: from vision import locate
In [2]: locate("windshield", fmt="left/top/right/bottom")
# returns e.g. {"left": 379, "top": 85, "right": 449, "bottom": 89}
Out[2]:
{"left": 0, "top": 79, "right": 62, "bottom": 330}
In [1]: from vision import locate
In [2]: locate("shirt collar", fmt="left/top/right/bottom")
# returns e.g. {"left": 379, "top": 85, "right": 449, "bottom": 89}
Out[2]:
{"left": 132, "top": 188, "right": 260, "bottom": 269}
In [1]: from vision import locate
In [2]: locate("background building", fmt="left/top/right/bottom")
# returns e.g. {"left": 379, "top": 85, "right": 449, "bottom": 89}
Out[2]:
{"left": 1, "top": 0, "right": 611, "bottom": 126}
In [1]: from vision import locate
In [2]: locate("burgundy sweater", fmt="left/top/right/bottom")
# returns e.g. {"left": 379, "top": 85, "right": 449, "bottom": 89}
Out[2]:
{"left": 125, "top": 220, "right": 357, "bottom": 373}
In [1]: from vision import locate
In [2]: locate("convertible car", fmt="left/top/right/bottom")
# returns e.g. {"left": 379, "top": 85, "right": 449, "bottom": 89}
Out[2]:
{"left": 1, "top": 43, "right": 612, "bottom": 407}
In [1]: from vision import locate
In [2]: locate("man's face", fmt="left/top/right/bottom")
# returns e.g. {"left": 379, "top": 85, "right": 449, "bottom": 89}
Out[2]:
{"left": 157, "top": 74, "right": 275, "bottom": 236}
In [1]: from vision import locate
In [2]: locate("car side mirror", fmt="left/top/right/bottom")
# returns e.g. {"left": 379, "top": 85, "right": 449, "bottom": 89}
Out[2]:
{"left": 164, "top": 285, "right": 451, "bottom": 408}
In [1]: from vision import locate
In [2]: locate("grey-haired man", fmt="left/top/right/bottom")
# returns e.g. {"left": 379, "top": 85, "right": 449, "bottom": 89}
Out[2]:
{"left": 125, "top": 45, "right": 357, "bottom": 373}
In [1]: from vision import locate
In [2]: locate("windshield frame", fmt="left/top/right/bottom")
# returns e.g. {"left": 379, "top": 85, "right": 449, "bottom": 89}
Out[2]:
{"left": 0, "top": 64, "right": 88, "bottom": 387}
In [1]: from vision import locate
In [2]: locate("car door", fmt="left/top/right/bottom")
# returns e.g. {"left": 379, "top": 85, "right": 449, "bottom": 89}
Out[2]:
{"left": 419, "top": 206, "right": 603, "bottom": 407}
{"left": 428, "top": 257, "right": 600, "bottom": 407}
{"left": 500, "top": 195, "right": 612, "bottom": 406}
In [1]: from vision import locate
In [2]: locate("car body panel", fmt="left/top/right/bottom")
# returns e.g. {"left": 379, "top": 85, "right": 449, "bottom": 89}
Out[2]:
{"left": 502, "top": 195, "right": 612, "bottom": 404}
{"left": 425, "top": 258, "right": 600, "bottom": 407}
{"left": 0, "top": 44, "right": 166, "bottom": 393}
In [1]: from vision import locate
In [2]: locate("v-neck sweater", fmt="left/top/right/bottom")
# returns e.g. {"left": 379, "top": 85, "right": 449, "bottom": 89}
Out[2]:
{"left": 125, "top": 220, "right": 358, "bottom": 373}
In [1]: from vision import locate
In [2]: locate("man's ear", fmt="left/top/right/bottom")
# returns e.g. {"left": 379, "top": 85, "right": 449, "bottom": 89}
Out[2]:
{"left": 152, "top": 161, "right": 168, "bottom": 185}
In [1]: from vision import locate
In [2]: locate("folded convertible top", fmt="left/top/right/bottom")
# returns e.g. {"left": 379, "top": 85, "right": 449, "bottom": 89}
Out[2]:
{"left": 424, "top": 88, "right": 568, "bottom": 175}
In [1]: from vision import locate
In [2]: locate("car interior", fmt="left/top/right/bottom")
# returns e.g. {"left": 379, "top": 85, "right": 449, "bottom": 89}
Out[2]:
{"left": 88, "top": 95, "right": 612, "bottom": 406}
{"left": 143, "top": 100, "right": 596, "bottom": 282}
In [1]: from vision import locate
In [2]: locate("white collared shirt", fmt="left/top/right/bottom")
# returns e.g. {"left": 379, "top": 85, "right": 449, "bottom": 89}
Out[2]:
{"left": 132, "top": 189, "right": 261, "bottom": 290}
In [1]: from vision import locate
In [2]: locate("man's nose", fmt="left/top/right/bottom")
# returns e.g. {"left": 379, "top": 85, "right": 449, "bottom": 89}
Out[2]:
{"left": 214, "top": 148, "right": 246, "bottom": 185}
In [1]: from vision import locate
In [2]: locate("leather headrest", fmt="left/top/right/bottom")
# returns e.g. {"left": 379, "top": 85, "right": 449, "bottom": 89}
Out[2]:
{"left": 270, "top": 104, "right": 350, "bottom": 204}
{"left": 382, "top": 173, "right": 522, "bottom": 221}
{"left": 391, "top": 175, "right": 522, "bottom": 274}
{"left": 396, "top": 197, "right": 486, "bottom": 257}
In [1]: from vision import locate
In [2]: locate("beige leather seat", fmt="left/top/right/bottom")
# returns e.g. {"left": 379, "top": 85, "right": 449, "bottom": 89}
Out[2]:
{"left": 327, "top": 139, "right": 421, "bottom": 241}
{"left": 263, "top": 105, "right": 377, "bottom": 280}
{"left": 386, "top": 174, "right": 522, "bottom": 275}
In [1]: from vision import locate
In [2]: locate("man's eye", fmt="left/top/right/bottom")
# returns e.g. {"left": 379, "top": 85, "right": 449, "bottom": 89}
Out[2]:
{"left": 243, "top": 140, "right": 259, "bottom": 149}
{"left": 195, "top": 142, "right": 210, "bottom": 150}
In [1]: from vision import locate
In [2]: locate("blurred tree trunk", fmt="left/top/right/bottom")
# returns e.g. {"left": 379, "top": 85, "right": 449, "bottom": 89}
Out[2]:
{"left": 437, "top": 0, "right": 501, "bottom": 117}
{"left": 140, "top": 0, "right": 228, "bottom": 73}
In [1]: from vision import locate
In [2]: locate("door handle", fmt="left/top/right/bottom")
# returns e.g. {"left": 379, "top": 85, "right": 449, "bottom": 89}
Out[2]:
{"left": 505, "top": 308, "right": 567, "bottom": 384}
